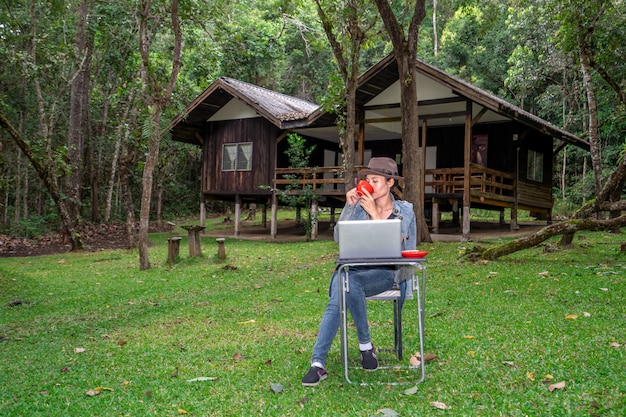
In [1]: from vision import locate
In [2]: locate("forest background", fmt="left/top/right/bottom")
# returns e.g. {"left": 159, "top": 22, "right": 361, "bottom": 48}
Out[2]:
{"left": 0, "top": 0, "right": 624, "bottom": 248}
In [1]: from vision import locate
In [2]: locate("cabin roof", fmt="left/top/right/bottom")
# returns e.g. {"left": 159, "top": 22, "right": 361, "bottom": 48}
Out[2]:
{"left": 170, "top": 55, "right": 588, "bottom": 151}
{"left": 169, "top": 77, "right": 318, "bottom": 145}
{"left": 305, "top": 54, "right": 589, "bottom": 151}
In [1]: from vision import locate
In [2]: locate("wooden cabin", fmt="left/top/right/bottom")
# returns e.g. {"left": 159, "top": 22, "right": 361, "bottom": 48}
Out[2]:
{"left": 169, "top": 54, "right": 589, "bottom": 239}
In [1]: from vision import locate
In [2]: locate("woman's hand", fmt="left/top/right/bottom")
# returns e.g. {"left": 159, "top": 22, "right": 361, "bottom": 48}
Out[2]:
{"left": 346, "top": 187, "right": 360, "bottom": 205}
{"left": 357, "top": 189, "right": 380, "bottom": 219}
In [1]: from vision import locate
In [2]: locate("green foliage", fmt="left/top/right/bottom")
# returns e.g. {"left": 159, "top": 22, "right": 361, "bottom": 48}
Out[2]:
{"left": 6, "top": 213, "right": 60, "bottom": 238}
{"left": 274, "top": 133, "right": 318, "bottom": 238}
{"left": 0, "top": 229, "right": 625, "bottom": 415}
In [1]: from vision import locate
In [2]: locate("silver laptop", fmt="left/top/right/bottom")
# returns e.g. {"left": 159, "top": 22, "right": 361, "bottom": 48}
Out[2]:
{"left": 336, "top": 219, "right": 402, "bottom": 261}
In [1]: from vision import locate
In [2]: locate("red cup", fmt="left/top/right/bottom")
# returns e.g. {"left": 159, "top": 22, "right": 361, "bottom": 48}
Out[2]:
{"left": 356, "top": 180, "right": 374, "bottom": 197}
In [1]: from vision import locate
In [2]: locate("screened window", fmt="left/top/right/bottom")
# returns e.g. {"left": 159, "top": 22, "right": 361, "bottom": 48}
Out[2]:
{"left": 222, "top": 142, "right": 253, "bottom": 171}
{"left": 527, "top": 149, "right": 543, "bottom": 182}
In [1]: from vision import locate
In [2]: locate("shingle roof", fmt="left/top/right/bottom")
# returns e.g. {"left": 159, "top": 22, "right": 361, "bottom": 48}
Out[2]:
{"left": 168, "top": 77, "right": 318, "bottom": 145}
{"left": 220, "top": 78, "right": 318, "bottom": 122}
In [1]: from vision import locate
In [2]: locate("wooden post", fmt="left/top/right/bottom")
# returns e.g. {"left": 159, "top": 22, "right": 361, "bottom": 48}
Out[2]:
{"left": 432, "top": 200, "right": 440, "bottom": 233}
{"left": 167, "top": 237, "right": 181, "bottom": 266}
{"left": 200, "top": 200, "right": 206, "bottom": 227}
{"left": 234, "top": 195, "right": 241, "bottom": 237}
{"left": 311, "top": 198, "right": 318, "bottom": 240}
{"left": 462, "top": 100, "right": 472, "bottom": 241}
{"left": 262, "top": 203, "right": 267, "bottom": 229}
{"left": 216, "top": 238, "right": 226, "bottom": 259}
{"left": 182, "top": 225, "right": 205, "bottom": 257}
{"left": 271, "top": 193, "right": 278, "bottom": 239}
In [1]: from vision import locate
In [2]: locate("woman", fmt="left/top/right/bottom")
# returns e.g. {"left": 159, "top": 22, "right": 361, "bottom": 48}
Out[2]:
{"left": 302, "top": 157, "right": 417, "bottom": 386}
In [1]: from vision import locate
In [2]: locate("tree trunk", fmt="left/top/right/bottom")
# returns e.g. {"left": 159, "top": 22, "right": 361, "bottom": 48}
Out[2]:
{"left": 313, "top": 0, "right": 367, "bottom": 190}
{"left": 464, "top": 215, "right": 626, "bottom": 261}
{"left": 119, "top": 141, "right": 137, "bottom": 248}
{"left": 0, "top": 111, "right": 84, "bottom": 250}
{"left": 578, "top": 37, "right": 603, "bottom": 195}
{"left": 373, "top": 0, "right": 431, "bottom": 244}
{"left": 66, "top": 0, "right": 92, "bottom": 221}
{"left": 138, "top": 106, "right": 161, "bottom": 270}
{"left": 137, "top": 0, "right": 182, "bottom": 269}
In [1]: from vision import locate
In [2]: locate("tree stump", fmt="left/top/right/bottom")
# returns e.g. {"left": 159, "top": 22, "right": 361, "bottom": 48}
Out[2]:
{"left": 216, "top": 238, "right": 226, "bottom": 259}
{"left": 182, "top": 225, "right": 206, "bottom": 257}
{"left": 167, "top": 237, "right": 182, "bottom": 265}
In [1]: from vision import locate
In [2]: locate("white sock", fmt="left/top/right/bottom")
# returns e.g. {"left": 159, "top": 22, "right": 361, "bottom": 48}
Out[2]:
{"left": 359, "top": 342, "right": 373, "bottom": 351}
{"left": 311, "top": 361, "right": 324, "bottom": 369}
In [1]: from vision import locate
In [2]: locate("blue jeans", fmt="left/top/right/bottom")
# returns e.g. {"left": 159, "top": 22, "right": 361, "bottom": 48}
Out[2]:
{"left": 311, "top": 266, "right": 395, "bottom": 367}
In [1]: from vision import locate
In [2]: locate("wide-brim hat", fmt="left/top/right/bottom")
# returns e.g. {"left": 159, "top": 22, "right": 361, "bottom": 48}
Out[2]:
{"left": 358, "top": 157, "right": 403, "bottom": 180}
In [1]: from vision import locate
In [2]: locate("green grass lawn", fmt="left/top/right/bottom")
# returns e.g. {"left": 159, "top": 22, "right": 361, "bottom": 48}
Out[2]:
{"left": 1, "top": 227, "right": 625, "bottom": 416}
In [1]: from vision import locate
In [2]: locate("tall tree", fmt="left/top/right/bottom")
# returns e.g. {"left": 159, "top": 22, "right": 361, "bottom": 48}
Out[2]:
{"left": 372, "top": 0, "right": 432, "bottom": 244}
{"left": 66, "top": 0, "right": 93, "bottom": 221}
{"left": 313, "top": 0, "right": 378, "bottom": 188}
{"left": 137, "top": 0, "right": 182, "bottom": 270}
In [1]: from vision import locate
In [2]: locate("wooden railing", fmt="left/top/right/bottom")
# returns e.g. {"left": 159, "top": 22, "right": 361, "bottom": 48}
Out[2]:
{"left": 273, "top": 166, "right": 366, "bottom": 195}
{"left": 274, "top": 164, "right": 516, "bottom": 200}
{"left": 425, "top": 164, "right": 515, "bottom": 198}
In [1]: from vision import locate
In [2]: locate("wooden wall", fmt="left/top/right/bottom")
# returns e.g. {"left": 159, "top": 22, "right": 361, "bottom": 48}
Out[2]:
{"left": 203, "top": 118, "right": 279, "bottom": 198}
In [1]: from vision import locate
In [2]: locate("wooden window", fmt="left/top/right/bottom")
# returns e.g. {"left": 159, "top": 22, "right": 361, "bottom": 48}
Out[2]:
{"left": 527, "top": 149, "right": 543, "bottom": 182}
{"left": 222, "top": 142, "right": 253, "bottom": 171}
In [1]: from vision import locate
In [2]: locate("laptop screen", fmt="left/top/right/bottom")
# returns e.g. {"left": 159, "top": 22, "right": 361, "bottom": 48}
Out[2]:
{"left": 336, "top": 219, "right": 402, "bottom": 260}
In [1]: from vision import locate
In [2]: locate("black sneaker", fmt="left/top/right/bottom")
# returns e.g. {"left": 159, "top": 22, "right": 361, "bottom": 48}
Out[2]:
{"left": 302, "top": 366, "right": 327, "bottom": 387}
{"left": 361, "top": 346, "right": 379, "bottom": 371}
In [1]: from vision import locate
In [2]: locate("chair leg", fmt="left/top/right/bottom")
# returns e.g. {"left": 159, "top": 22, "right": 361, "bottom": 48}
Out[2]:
{"left": 393, "top": 299, "right": 403, "bottom": 360}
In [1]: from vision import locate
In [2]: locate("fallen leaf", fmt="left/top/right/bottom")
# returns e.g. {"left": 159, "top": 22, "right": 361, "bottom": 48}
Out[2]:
{"left": 583, "top": 312, "right": 591, "bottom": 317}
{"left": 238, "top": 319, "right": 255, "bottom": 324}
{"left": 402, "top": 385, "right": 419, "bottom": 396}
{"left": 118, "top": 340, "right": 127, "bottom": 347}
{"left": 270, "top": 382, "right": 283, "bottom": 393}
{"left": 548, "top": 381, "right": 566, "bottom": 392}
{"left": 233, "top": 352, "right": 242, "bottom": 361}
{"left": 544, "top": 374, "right": 554, "bottom": 380}
{"left": 468, "top": 350, "right": 476, "bottom": 356}
{"left": 74, "top": 347, "right": 86, "bottom": 353}
{"left": 186, "top": 377, "right": 217, "bottom": 383}
{"left": 610, "top": 342, "right": 622, "bottom": 348}
{"left": 178, "top": 408, "right": 188, "bottom": 414}
{"left": 377, "top": 408, "right": 399, "bottom": 417}
{"left": 502, "top": 361, "right": 516, "bottom": 367}
{"left": 430, "top": 401, "right": 451, "bottom": 410}
{"left": 463, "top": 335, "right": 475, "bottom": 339}
{"left": 86, "top": 389, "right": 100, "bottom": 396}
{"left": 565, "top": 314, "right": 578, "bottom": 320}
{"left": 527, "top": 372, "right": 535, "bottom": 381}
{"left": 423, "top": 352, "right": 439, "bottom": 362}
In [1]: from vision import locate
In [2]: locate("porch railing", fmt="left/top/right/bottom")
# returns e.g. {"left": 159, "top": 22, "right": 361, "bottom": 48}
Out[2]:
{"left": 274, "top": 163, "right": 515, "bottom": 200}
{"left": 425, "top": 164, "right": 516, "bottom": 198}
